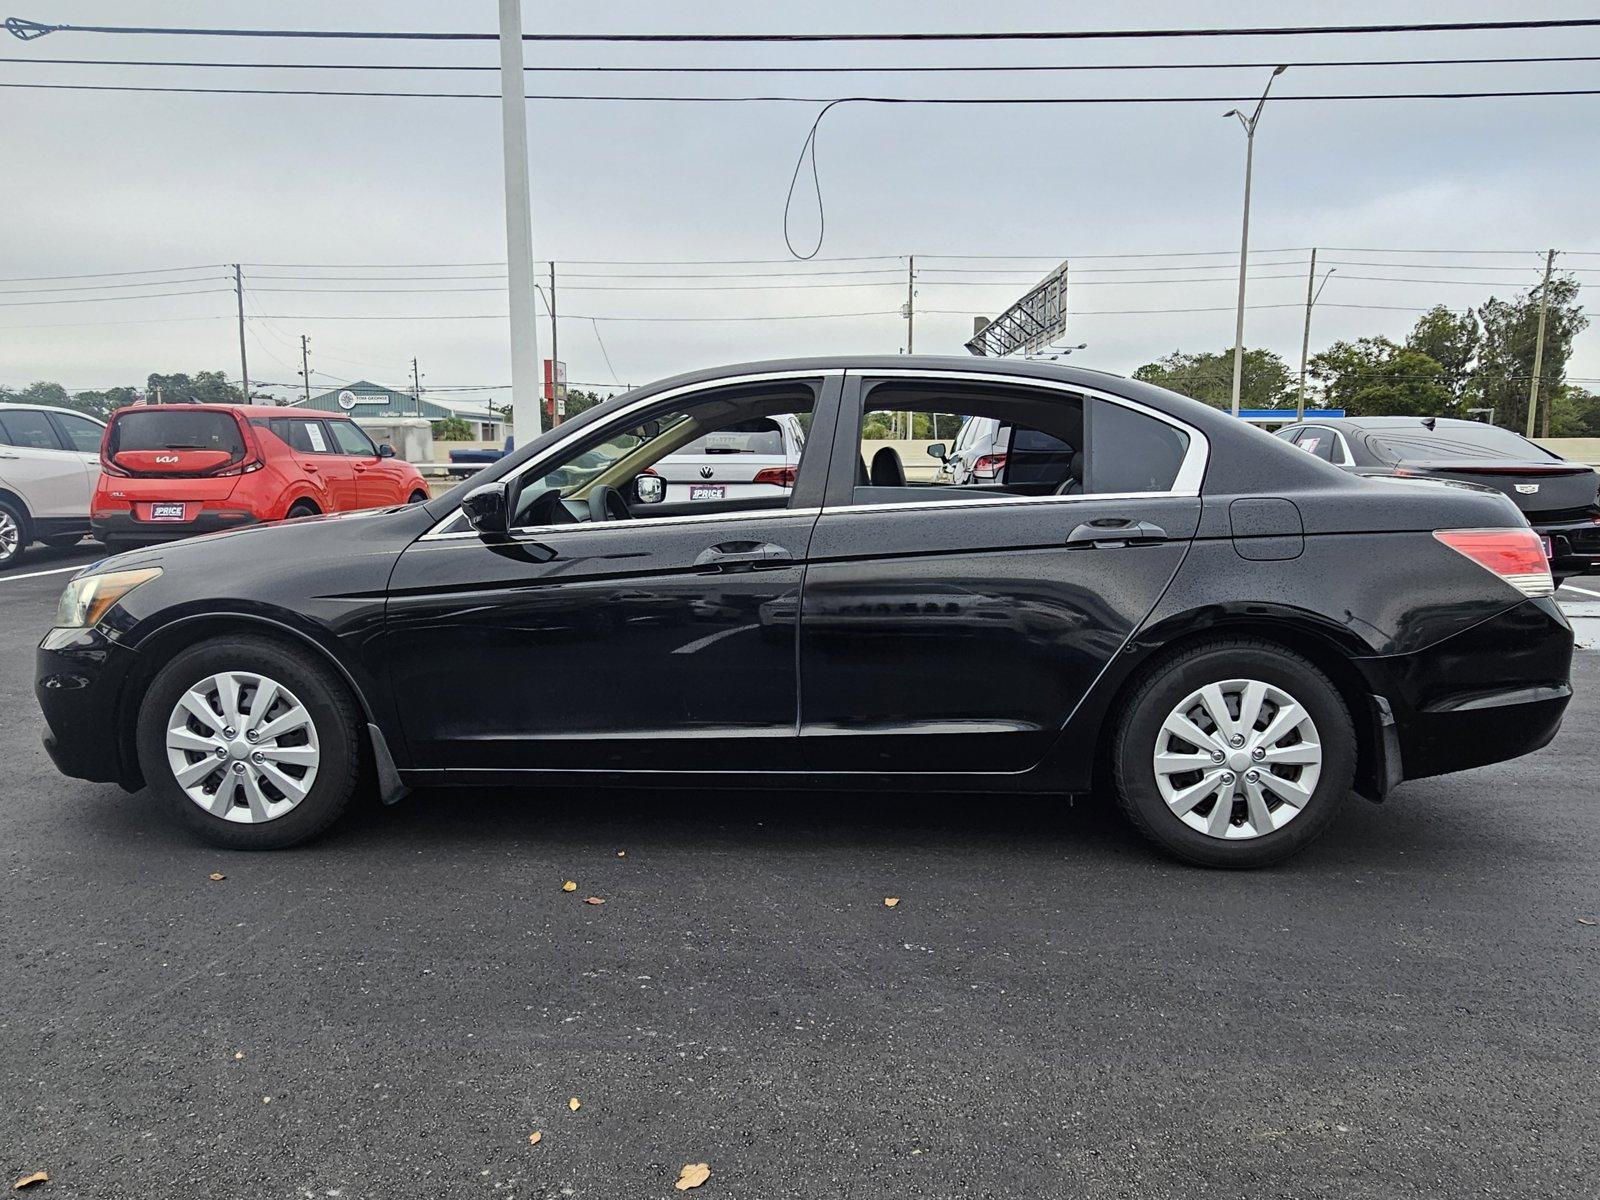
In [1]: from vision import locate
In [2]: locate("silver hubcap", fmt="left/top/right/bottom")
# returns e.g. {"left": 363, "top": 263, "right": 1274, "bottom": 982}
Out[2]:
{"left": 1152, "top": 678, "right": 1322, "bottom": 840}
{"left": 0, "top": 511, "right": 18, "bottom": 561}
{"left": 165, "top": 671, "right": 320, "bottom": 823}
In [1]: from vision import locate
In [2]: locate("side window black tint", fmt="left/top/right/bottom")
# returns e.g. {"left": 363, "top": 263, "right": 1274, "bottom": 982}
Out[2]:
{"left": 1296, "top": 429, "right": 1336, "bottom": 462}
{"left": 1087, "top": 400, "right": 1189, "bottom": 494}
{"left": 49, "top": 412, "right": 105, "bottom": 453}
{"left": 0, "top": 410, "right": 65, "bottom": 450}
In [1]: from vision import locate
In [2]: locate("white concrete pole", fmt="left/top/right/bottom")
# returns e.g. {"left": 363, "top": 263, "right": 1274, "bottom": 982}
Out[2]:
{"left": 499, "top": 0, "right": 542, "bottom": 446}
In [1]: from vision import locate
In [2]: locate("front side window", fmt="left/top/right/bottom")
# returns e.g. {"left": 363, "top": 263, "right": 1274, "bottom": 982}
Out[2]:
{"left": 330, "top": 420, "right": 377, "bottom": 457}
{"left": 49, "top": 412, "right": 105, "bottom": 453}
{"left": 852, "top": 380, "right": 1190, "bottom": 504}
{"left": 0, "top": 410, "right": 64, "bottom": 450}
{"left": 505, "top": 381, "right": 818, "bottom": 528}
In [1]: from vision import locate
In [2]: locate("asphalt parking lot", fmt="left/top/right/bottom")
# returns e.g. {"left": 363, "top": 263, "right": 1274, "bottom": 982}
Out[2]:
{"left": 2, "top": 545, "right": 1597, "bottom": 1198}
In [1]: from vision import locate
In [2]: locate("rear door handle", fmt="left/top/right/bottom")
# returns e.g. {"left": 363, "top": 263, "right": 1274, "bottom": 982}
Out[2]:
{"left": 693, "top": 541, "right": 794, "bottom": 572}
{"left": 1067, "top": 518, "right": 1168, "bottom": 547}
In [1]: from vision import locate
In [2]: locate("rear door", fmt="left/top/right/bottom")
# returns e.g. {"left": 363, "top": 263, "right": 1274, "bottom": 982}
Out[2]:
{"left": 0, "top": 408, "right": 92, "bottom": 518}
{"left": 798, "top": 372, "right": 1204, "bottom": 774}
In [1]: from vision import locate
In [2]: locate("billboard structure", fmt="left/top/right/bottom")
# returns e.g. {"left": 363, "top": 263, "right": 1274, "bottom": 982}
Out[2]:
{"left": 965, "top": 260, "right": 1069, "bottom": 357}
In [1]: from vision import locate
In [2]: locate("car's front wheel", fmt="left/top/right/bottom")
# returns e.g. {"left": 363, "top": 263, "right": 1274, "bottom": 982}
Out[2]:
{"left": 135, "top": 636, "right": 363, "bottom": 849}
{"left": 0, "top": 498, "right": 29, "bottom": 568}
{"left": 1112, "top": 639, "right": 1355, "bottom": 868}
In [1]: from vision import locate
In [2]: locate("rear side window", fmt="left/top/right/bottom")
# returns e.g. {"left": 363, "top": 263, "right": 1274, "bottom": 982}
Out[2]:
{"left": 110, "top": 410, "right": 245, "bottom": 459}
{"left": 1088, "top": 399, "right": 1190, "bottom": 493}
{"left": 0, "top": 410, "right": 65, "bottom": 450}
{"left": 49, "top": 412, "right": 105, "bottom": 453}
{"left": 1369, "top": 426, "right": 1553, "bottom": 463}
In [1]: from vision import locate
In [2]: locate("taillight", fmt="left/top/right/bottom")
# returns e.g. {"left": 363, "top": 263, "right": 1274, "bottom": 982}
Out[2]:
{"left": 973, "top": 453, "right": 1007, "bottom": 479}
{"left": 752, "top": 466, "right": 797, "bottom": 487}
{"left": 212, "top": 459, "right": 264, "bottom": 477}
{"left": 1433, "top": 528, "right": 1554, "bottom": 598}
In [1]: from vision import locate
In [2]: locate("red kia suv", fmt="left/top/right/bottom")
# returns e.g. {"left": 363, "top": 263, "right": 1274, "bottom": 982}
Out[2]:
{"left": 93, "top": 404, "right": 430, "bottom": 550}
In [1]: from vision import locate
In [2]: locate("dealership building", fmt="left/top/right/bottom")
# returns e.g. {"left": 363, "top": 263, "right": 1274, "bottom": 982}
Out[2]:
{"left": 299, "top": 382, "right": 506, "bottom": 440}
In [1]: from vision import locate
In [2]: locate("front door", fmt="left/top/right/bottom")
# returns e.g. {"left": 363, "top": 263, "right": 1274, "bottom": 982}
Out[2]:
{"left": 328, "top": 418, "right": 400, "bottom": 507}
{"left": 799, "top": 373, "right": 1204, "bottom": 774}
{"left": 386, "top": 374, "right": 838, "bottom": 772}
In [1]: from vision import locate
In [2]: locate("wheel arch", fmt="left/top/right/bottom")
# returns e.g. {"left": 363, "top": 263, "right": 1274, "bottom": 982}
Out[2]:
{"left": 114, "top": 610, "right": 389, "bottom": 791}
{"left": 0, "top": 486, "right": 34, "bottom": 538}
{"left": 1072, "top": 608, "right": 1395, "bottom": 804}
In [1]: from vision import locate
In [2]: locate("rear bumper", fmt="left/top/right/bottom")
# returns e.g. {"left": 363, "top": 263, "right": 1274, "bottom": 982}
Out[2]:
{"left": 1360, "top": 596, "right": 1574, "bottom": 783}
{"left": 91, "top": 509, "right": 259, "bottom": 548}
{"left": 1531, "top": 515, "right": 1600, "bottom": 576}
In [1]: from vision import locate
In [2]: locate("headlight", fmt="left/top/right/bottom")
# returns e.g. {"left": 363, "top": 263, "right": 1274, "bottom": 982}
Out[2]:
{"left": 54, "top": 567, "right": 162, "bottom": 629}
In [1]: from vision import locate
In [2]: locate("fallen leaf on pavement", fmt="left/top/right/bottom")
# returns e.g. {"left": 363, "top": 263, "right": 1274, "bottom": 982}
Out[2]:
{"left": 584, "top": 896, "right": 605, "bottom": 905}
{"left": 262, "top": 1096, "right": 272, "bottom": 1104}
{"left": 675, "top": 1163, "right": 711, "bottom": 1191}
{"left": 562, "top": 880, "right": 577, "bottom": 892}
{"left": 568, "top": 1097, "right": 581, "bottom": 1111}
{"left": 617, "top": 850, "right": 627, "bottom": 857}
{"left": 12, "top": 1172, "right": 47, "bottom": 1191}
{"left": 528, "top": 1130, "right": 542, "bottom": 1145}
{"left": 883, "top": 897, "right": 900, "bottom": 908}
{"left": 209, "top": 873, "right": 226, "bottom": 882}
{"left": 1579, "top": 917, "right": 1598, "bottom": 926}
{"left": 233, "top": 1051, "right": 245, "bottom": 1061}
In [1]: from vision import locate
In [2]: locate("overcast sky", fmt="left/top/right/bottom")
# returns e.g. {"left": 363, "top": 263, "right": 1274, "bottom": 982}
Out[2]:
{"left": 3, "top": 0, "right": 1599, "bottom": 404}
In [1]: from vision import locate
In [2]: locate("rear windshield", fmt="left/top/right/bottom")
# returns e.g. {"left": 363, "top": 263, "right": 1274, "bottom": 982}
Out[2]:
{"left": 110, "top": 409, "right": 246, "bottom": 458}
{"left": 673, "top": 418, "right": 786, "bottom": 456}
{"left": 1368, "top": 425, "right": 1555, "bottom": 463}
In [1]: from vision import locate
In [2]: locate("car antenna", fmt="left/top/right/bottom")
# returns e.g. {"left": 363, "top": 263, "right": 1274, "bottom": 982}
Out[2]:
{"left": 1422, "top": 416, "right": 1437, "bottom": 430}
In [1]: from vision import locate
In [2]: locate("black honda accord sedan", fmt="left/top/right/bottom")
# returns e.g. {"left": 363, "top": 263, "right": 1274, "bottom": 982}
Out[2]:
{"left": 36, "top": 357, "right": 1573, "bottom": 867}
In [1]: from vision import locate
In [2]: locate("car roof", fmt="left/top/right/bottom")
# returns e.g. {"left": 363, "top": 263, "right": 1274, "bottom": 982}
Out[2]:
{"left": 111, "top": 403, "right": 340, "bottom": 419}
{"left": 0, "top": 401, "right": 106, "bottom": 423}
{"left": 1317, "top": 416, "right": 1515, "bottom": 433}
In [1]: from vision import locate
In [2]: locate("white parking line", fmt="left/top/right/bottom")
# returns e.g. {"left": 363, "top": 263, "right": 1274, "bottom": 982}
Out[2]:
{"left": 1559, "top": 583, "right": 1600, "bottom": 600}
{"left": 0, "top": 564, "right": 85, "bottom": 584}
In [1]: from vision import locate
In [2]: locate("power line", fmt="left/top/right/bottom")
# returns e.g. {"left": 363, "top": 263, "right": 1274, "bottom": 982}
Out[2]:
{"left": 9, "top": 82, "right": 1600, "bottom": 102}
{"left": 9, "top": 17, "right": 1600, "bottom": 42}
{"left": 249, "top": 310, "right": 904, "bottom": 322}
{"left": 7, "top": 53, "right": 1600, "bottom": 74}
{"left": 0, "top": 287, "right": 232, "bottom": 307}
{"left": 0, "top": 262, "right": 221, "bottom": 282}
{"left": 0, "top": 273, "right": 230, "bottom": 294}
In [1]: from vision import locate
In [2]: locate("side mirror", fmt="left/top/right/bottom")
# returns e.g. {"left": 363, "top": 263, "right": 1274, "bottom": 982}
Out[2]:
{"left": 377, "top": 443, "right": 396, "bottom": 459}
{"left": 926, "top": 442, "right": 949, "bottom": 462}
{"left": 634, "top": 473, "right": 666, "bottom": 505}
{"left": 461, "top": 480, "right": 511, "bottom": 536}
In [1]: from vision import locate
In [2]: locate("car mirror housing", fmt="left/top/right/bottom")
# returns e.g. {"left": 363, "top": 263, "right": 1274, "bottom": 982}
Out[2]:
{"left": 377, "top": 443, "right": 396, "bottom": 459}
{"left": 461, "top": 480, "right": 511, "bottom": 535}
{"left": 634, "top": 474, "right": 666, "bottom": 505}
{"left": 926, "top": 442, "right": 949, "bottom": 462}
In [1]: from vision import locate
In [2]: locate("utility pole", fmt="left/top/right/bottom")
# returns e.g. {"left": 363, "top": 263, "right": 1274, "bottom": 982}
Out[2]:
{"left": 412, "top": 357, "right": 423, "bottom": 416}
{"left": 1296, "top": 250, "right": 1336, "bottom": 420}
{"left": 549, "top": 260, "right": 560, "bottom": 426}
{"left": 498, "top": 0, "right": 541, "bottom": 448}
{"left": 904, "top": 255, "right": 915, "bottom": 437}
{"left": 1225, "top": 66, "right": 1288, "bottom": 417}
{"left": 1527, "top": 248, "right": 1556, "bottom": 439}
{"left": 233, "top": 264, "right": 250, "bottom": 404}
{"left": 299, "top": 334, "right": 312, "bottom": 406}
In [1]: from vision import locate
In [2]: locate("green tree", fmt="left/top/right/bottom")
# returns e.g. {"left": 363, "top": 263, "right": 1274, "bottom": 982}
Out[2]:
{"left": 1406, "top": 306, "right": 1480, "bottom": 402}
{"left": 1132, "top": 348, "right": 1292, "bottom": 410}
{"left": 1475, "top": 275, "right": 1588, "bottom": 436}
{"left": 145, "top": 371, "right": 243, "bottom": 405}
{"left": 430, "top": 416, "right": 474, "bottom": 440}
{"left": 1547, "top": 385, "right": 1600, "bottom": 438}
{"left": 70, "top": 386, "right": 140, "bottom": 418}
{"left": 1309, "top": 337, "right": 1452, "bottom": 417}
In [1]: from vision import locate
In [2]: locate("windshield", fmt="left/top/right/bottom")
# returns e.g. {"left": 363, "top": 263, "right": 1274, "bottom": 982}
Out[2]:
{"left": 110, "top": 409, "right": 245, "bottom": 457}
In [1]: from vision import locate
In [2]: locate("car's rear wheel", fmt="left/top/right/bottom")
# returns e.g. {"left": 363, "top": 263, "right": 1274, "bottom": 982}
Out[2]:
{"left": 1112, "top": 639, "right": 1354, "bottom": 868}
{"left": 286, "top": 500, "right": 320, "bottom": 519}
{"left": 135, "top": 636, "right": 363, "bottom": 850}
{"left": 41, "top": 533, "right": 84, "bottom": 548}
{"left": 0, "top": 499, "right": 29, "bottom": 568}
{"left": 407, "top": 490, "right": 428, "bottom": 504}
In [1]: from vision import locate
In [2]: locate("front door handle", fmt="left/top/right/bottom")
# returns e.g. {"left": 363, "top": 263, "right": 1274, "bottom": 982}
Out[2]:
{"left": 1067, "top": 518, "right": 1168, "bottom": 547}
{"left": 693, "top": 541, "right": 794, "bottom": 572}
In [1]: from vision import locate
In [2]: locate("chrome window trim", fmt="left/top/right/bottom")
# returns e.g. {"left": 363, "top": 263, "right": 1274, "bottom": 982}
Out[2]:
{"left": 1296, "top": 423, "right": 1353, "bottom": 465}
{"left": 420, "top": 366, "right": 1208, "bottom": 541}
{"left": 421, "top": 369, "right": 841, "bottom": 540}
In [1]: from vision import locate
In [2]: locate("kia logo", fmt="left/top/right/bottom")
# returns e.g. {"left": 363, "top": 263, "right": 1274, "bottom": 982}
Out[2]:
{"left": 699, "top": 466, "right": 714, "bottom": 479}
{"left": 155, "top": 454, "right": 179, "bottom": 463}
{"left": 1515, "top": 483, "right": 1540, "bottom": 494}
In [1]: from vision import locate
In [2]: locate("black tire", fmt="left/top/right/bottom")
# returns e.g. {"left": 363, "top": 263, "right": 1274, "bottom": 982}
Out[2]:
{"left": 1111, "top": 638, "right": 1355, "bottom": 869}
{"left": 135, "top": 635, "right": 363, "bottom": 850}
{"left": 407, "top": 490, "right": 429, "bottom": 504}
{"left": 286, "top": 500, "right": 320, "bottom": 519}
{"left": 0, "top": 497, "right": 29, "bottom": 568}
{"left": 41, "top": 533, "right": 84, "bottom": 548}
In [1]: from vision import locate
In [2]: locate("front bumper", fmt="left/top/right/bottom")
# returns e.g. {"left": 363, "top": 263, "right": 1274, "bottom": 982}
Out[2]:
{"left": 36, "top": 629, "right": 142, "bottom": 788}
{"left": 1361, "top": 596, "right": 1574, "bottom": 783}
{"left": 91, "top": 509, "right": 258, "bottom": 548}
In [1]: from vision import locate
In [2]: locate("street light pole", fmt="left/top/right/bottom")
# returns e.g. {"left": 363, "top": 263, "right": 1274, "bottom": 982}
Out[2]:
{"left": 498, "top": 0, "right": 541, "bottom": 448}
{"left": 1225, "top": 66, "right": 1287, "bottom": 418}
{"left": 1526, "top": 248, "right": 1557, "bottom": 439}
{"left": 1296, "top": 251, "right": 1336, "bottom": 419}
